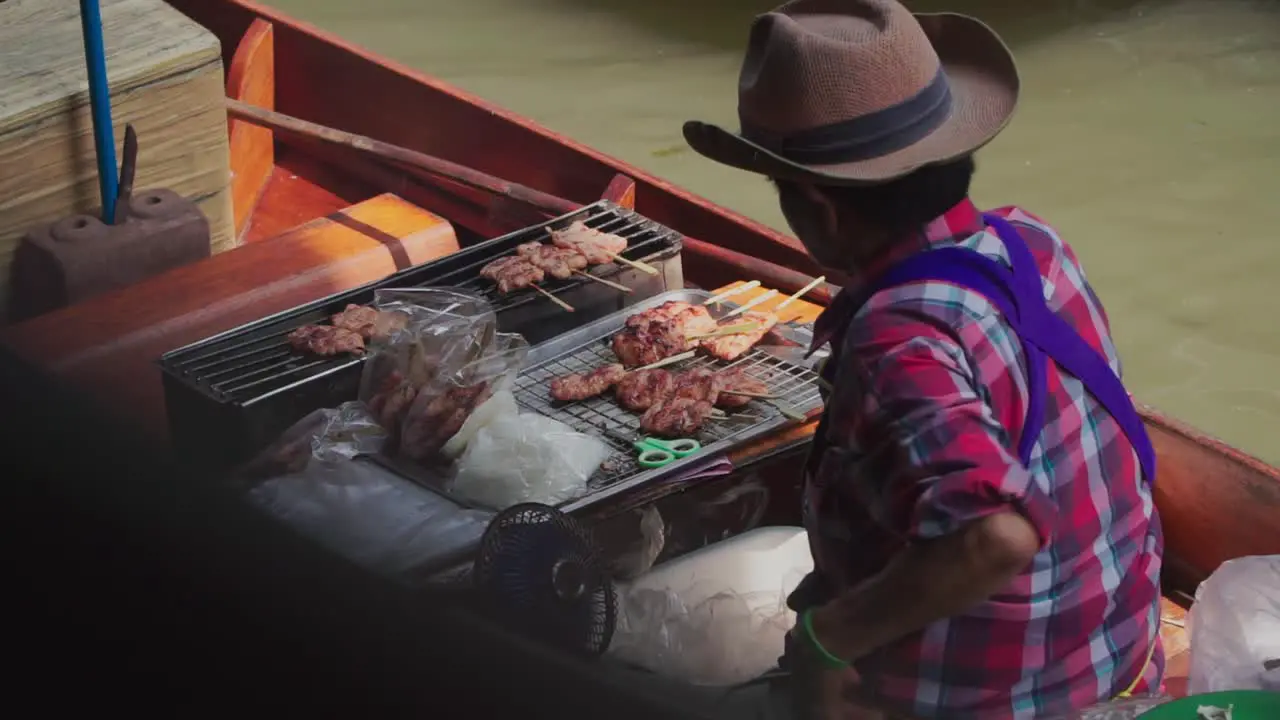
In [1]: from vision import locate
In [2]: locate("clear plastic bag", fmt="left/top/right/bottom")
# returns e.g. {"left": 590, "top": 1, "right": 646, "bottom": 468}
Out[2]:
{"left": 355, "top": 287, "right": 531, "bottom": 464}
{"left": 358, "top": 288, "right": 498, "bottom": 441}
{"left": 609, "top": 586, "right": 795, "bottom": 687}
{"left": 1187, "top": 554, "right": 1280, "bottom": 694}
{"left": 447, "top": 411, "right": 609, "bottom": 510}
{"left": 1040, "top": 695, "right": 1174, "bottom": 720}
{"left": 398, "top": 330, "right": 528, "bottom": 463}
{"left": 246, "top": 456, "right": 494, "bottom": 577}
{"left": 235, "top": 401, "right": 386, "bottom": 485}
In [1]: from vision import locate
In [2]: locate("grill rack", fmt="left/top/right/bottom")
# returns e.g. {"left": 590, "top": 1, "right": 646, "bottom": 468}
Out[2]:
{"left": 513, "top": 342, "right": 822, "bottom": 488}
{"left": 159, "top": 200, "right": 684, "bottom": 470}
{"left": 502, "top": 289, "right": 825, "bottom": 513}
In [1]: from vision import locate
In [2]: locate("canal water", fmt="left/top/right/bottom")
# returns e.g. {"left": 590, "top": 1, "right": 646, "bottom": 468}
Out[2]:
{"left": 265, "top": 0, "right": 1280, "bottom": 463}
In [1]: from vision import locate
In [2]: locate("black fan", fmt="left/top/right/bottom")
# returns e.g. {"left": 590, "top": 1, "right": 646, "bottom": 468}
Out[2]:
{"left": 472, "top": 503, "right": 616, "bottom": 658}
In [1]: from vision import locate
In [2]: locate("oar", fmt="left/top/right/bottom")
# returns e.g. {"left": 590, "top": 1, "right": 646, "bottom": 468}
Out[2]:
{"left": 78, "top": 0, "right": 119, "bottom": 221}
{"left": 226, "top": 100, "right": 840, "bottom": 305}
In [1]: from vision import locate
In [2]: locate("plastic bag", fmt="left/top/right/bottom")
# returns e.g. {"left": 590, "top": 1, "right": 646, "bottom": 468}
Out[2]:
{"left": 1039, "top": 695, "right": 1174, "bottom": 720}
{"left": 1187, "top": 554, "right": 1280, "bottom": 694}
{"left": 447, "top": 411, "right": 608, "bottom": 510}
{"left": 608, "top": 527, "right": 812, "bottom": 687}
{"left": 398, "top": 330, "right": 528, "bottom": 462}
{"left": 246, "top": 453, "right": 493, "bottom": 577}
{"left": 609, "top": 586, "right": 795, "bottom": 687}
{"left": 235, "top": 401, "right": 386, "bottom": 485}
{"left": 355, "top": 287, "right": 530, "bottom": 463}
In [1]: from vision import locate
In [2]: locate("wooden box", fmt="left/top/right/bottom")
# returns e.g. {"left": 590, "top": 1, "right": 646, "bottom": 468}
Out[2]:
{"left": 0, "top": 0, "right": 234, "bottom": 319}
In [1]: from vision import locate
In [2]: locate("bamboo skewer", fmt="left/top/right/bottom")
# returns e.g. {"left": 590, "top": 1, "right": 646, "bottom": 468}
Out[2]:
{"left": 530, "top": 285, "right": 574, "bottom": 312}
{"left": 687, "top": 322, "right": 760, "bottom": 341}
{"left": 703, "top": 281, "right": 760, "bottom": 306}
{"left": 725, "top": 290, "right": 780, "bottom": 318}
{"left": 720, "top": 389, "right": 780, "bottom": 400}
{"left": 572, "top": 270, "right": 632, "bottom": 293}
{"left": 608, "top": 252, "right": 659, "bottom": 276}
{"left": 637, "top": 351, "right": 696, "bottom": 371}
{"left": 776, "top": 275, "right": 827, "bottom": 310}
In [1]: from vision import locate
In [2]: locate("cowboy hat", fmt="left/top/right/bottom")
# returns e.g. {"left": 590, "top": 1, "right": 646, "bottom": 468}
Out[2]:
{"left": 683, "top": 0, "right": 1019, "bottom": 185}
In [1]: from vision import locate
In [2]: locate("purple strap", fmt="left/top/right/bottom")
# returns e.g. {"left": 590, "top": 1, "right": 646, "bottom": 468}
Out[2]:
{"left": 858, "top": 215, "right": 1156, "bottom": 484}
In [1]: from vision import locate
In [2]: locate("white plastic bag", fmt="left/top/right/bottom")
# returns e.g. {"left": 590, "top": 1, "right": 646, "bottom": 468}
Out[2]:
{"left": 247, "top": 457, "right": 494, "bottom": 577}
{"left": 447, "top": 412, "right": 608, "bottom": 510}
{"left": 610, "top": 586, "right": 794, "bottom": 687}
{"left": 1187, "top": 554, "right": 1280, "bottom": 694}
{"left": 607, "top": 527, "right": 813, "bottom": 687}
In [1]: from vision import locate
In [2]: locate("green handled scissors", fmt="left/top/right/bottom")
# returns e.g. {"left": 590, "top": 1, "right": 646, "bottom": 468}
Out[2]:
{"left": 601, "top": 427, "right": 701, "bottom": 469}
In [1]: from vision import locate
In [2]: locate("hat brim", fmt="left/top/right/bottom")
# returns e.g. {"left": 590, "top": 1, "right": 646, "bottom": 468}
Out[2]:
{"left": 683, "top": 13, "right": 1020, "bottom": 186}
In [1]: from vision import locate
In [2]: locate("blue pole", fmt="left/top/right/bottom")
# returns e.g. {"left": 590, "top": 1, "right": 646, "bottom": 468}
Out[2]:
{"left": 78, "top": 0, "right": 118, "bottom": 222}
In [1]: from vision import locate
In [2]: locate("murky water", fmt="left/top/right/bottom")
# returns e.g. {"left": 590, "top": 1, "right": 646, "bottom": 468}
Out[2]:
{"left": 265, "top": 0, "right": 1280, "bottom": 463}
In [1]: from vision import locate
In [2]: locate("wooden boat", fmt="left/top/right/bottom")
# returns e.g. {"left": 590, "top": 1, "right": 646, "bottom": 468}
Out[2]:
{"left": 2, "top": 0, "right": 1276, "bottom": 702}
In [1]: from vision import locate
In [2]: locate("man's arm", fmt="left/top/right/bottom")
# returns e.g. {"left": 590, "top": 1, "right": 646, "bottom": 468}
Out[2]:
{"left": 811, "top": 510, "right": 1039, "bottom": 661}
{"left": 809, "top": 305, "right": 1054, "bottom": 662}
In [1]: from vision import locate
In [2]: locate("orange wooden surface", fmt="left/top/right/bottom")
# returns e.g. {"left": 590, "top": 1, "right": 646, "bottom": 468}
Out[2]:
{"left": 225, "top": 18, "right": 276, "bottom": 240}
{"left": 0, "top": 193, "right": 458, "bottom": 440}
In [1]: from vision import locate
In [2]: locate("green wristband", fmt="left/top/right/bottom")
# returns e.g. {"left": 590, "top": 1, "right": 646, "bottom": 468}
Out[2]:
{"left": 800, "top": 608, "right": 851, "bottom": 669}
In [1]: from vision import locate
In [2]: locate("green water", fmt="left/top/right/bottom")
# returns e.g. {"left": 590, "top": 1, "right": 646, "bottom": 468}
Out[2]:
{"left": 265, "top": 0, "right": 1280, "bottom": 464}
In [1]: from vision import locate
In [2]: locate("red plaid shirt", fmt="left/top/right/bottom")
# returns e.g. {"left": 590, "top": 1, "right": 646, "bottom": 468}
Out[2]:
{"left": 802, "top": 199, "right": 1164, "bottom": 718}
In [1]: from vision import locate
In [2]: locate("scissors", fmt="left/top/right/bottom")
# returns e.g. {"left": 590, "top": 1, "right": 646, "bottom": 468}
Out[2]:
{"left": 601, "top": 427, "right": 701, "bottom": 469}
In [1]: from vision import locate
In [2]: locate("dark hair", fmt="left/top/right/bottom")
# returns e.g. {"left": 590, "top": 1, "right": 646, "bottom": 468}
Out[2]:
{"left": 776, "top": 155, "right": 976, "bottom": 236}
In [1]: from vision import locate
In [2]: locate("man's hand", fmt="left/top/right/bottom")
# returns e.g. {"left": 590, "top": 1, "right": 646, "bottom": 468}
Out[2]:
{"left": 785, "top": 623, "right": 866, "bottom": 720}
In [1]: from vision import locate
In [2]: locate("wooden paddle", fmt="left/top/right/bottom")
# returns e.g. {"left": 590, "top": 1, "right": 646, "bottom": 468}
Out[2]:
{"left": 226, "top": 99, "right": 838, "bottom": 305}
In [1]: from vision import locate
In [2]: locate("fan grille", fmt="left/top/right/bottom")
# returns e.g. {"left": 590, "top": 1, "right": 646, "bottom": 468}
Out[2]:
{"left": 473, "top": 504, "right": 616, "bottom": 657}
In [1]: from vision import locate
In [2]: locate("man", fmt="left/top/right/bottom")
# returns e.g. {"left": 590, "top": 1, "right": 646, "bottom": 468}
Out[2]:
{"left": 683, "top": 1, "right": 1164, "bottom": 718}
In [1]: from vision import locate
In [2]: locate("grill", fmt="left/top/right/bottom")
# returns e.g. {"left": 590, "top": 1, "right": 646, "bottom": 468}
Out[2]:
{"left": 159, "top": 201, "right": 684, "bottom": 471}
{"left": 478, "top": 290, "right": 824, "bottom": 513}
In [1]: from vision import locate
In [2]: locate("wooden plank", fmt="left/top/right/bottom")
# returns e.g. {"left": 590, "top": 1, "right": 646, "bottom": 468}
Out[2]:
{"left": 0, "top": 0, "right": 234, "bottom": 319}
{"left": 0, "top": 193, "right": 460, "bottom": 439}
{"left": 225, "top": 18, "right": 277, "bottom": 239}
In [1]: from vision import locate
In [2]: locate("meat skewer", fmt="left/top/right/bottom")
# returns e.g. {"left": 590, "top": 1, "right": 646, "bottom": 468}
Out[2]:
{"left": 516, "top": 242, "right": 588, "bottom": 280}
{"left": 615, "top": 368, "right": 675, "bottom": 412}
{"left": 480, "top": 255, "right": 545, "bottom": 294}
{"left": 549, "top": 363, "right": 626, "bottom": 402}
{"left": 716, "top": 369, "right": 772, "bottom": 409}
{"left": 329, "top": 304, "right": 410, "bottom": 341}
{"left": 288, "top": 324, "right": 365, "bottom": 356}
{"left": 700, "top": 311, "right": 779, "bottom": 362}
{"left": 640, "top": 397, "right": 716, "bottom": 438}
{"left": 612, "top": 301, "right": 718, "bottom": 367}
{"left": 550, "top": 220, "right": 657, "bottom": 275}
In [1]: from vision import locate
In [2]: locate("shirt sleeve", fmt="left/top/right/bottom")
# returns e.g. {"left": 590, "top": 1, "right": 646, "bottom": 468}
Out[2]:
{"left": 843, "top": 305, "right": 1057, "bottom": 547}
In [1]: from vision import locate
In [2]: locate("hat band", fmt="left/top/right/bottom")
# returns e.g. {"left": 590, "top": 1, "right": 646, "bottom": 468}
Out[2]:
{"left": 745, "top": 67, "right": 953, "bottom": 165}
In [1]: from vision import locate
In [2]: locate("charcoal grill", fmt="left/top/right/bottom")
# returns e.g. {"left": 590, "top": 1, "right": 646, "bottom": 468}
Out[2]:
{"left": 159, "top": 201, "right": 684, "bottom": 471}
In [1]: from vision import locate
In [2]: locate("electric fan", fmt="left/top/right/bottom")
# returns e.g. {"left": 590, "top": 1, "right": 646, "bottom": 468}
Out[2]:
{"left": 472, "top": 503, "right": 616, "bottom": 657}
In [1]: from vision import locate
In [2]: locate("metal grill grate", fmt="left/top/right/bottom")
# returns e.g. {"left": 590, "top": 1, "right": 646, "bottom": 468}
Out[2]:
{"left": 502, "top": 289, "right": 825, "bottom": 512}
{"left": 160, "top": 201, "right": 681, "bottom": 407}
{"left": 513, "top": 343, "right": 822, "bottom": 490}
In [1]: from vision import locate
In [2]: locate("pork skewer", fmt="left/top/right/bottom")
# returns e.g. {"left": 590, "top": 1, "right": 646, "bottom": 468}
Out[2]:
{"left": 549, "top": 363, "right": 626, "bottom": 402}
{"left": 550, "top": 219, "right": 659, "bottom": 276}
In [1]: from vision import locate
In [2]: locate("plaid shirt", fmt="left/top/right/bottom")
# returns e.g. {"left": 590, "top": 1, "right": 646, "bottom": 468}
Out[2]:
{"left": 802, "top": 199, "right": 1164, "bottom": 718}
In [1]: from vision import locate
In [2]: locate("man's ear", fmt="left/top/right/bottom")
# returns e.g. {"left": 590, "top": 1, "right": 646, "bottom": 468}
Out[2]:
{"left": 798, "top": 183, "right": 840, "bottom": 239}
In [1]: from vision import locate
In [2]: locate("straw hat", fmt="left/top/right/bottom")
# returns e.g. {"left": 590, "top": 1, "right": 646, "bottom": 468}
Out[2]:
{"left": 683, "top": 0, "right": 1020, "bottom": 185}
